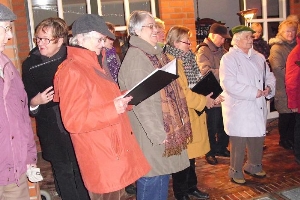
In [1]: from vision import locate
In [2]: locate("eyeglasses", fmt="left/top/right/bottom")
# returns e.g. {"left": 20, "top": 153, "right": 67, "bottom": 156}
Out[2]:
{"left": 0, "top": 25, "right": 12, "bottom": 33}
{"left": 33, "top": 37, "right": 56, "bottom": 44}
{"left": 142, "top": 24, "right": 158, "bottom": 30}
{"left": 285, "top": 30, "right": 296, "bottom": 34}
{"left": 179, "top": 41, "right": 191, "bottom": 45}
{"left": 94, "top": 37, "right": 107, "bottom": 43}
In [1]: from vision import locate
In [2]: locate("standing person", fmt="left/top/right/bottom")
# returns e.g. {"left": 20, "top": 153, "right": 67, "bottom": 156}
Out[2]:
{"left": 104, "top": 22, "right": 121, "bottom": 83}
{"left": 0, "top": 3, "right": 37, "bottom": 199}
{"left": 220, "top": 25, "right": 275, "bottom": 184}
{"left": 22, "top": 18, "right": 90, "bottom": 200}
{"left": 104, "top": 21, "right": 137, "bottom": 195}
{"left": 53, "top": 14, "right": 150, "bottom": 200}
{"left": 155, "top": 17, "right": 165, "bottom": 47}
{"left": 269, "top": 20, "right": 298, "bottom": 150}
{"left": 251, "top": 22, "right": 270, "bottom": 60}
{"left": 196, "top": 23, "right": 231, "bottom": 165}
{"left": 285, "top": 31, "right": 300, "bottom": 165}
{"left": 165, "top": 25, "right": 215, "bottom": 200}
{"left": 118, "top": 11, "right": 192, "bottom": 200}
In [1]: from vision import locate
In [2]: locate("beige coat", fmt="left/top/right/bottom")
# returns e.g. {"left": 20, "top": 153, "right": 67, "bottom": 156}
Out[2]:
{"left": 118, "top": 36, "right": 190, "bottom": 177}
{"left": 168, "top": 54, "right": 210, "bottom": 158}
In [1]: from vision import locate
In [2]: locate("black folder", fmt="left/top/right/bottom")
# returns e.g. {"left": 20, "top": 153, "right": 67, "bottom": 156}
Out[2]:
{"left": 123, "top": 59, "right": 179, "bottom": 105}
{"left": 192, "top": 71, "right": 223, "bottom": 99}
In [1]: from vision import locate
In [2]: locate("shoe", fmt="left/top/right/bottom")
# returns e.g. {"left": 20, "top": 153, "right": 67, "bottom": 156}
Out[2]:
{"left": 279, "top": 140, "right": 293, "bottom": 150}
{"left": 125, "top": 184, "right": 136, "bottom": 195}
{"left": 231, "top": 177, "right": 246, "bottom": 185}
{"left": 205, "top": 155, "right": 218, "bottom": 165}
{"left": 216, "top": 149, "right": 230, "bottom": 157}
{"left": 263, "top": 144, "right": 267, "bottom": 151}
{"left": 176, "top": 195, "right": 191, "bottom": 200}
{"left": 244, "top": 170, "right": 266, "bottom": 178}
{"left": 188, "top": 188, "right": 209, "bottom": 199}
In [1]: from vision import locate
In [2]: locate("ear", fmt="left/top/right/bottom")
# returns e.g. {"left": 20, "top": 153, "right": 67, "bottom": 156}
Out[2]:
{"left": 174, "top": 41, "right": 180, "bottom": 48}
{"left": 57, "top": 37, "right": 64, "bottom": 45}
{"left": 135, "top": 29, "right": 142, "bottom": 37}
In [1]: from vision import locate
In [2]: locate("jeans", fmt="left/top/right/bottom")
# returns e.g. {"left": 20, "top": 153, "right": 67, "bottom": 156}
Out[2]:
{"left": 206, "top": 107, "right": 229, "bottom": 156}
{"left": 137, "top": 175, "right": 169, "bottom": 200}
{"left": 294, "top": 113, "right": 300, "bottom": 159}
{"left": 51, "top": 160, "right": 90, "bottom": 200}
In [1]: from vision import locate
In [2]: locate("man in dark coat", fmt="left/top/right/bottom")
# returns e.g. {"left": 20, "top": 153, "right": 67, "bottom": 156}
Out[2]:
{"left": 22, "top": 17, "right": 89, "bottom": 200}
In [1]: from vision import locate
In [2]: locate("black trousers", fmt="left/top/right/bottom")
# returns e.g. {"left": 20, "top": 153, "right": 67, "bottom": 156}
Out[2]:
{"left": 172, "top": 159, "right": 197, "bottom": 198}
{"left": 278, "top": 113, "right": 295, "bottom": 142}
{"left": 294, "top": 113, "right": 300, "bottom": 160}
{"left": 206, "top": 107, "right": 229, "bottom": 156}
{"left": 51, "top": 160, "right": 90, "bottom": 200}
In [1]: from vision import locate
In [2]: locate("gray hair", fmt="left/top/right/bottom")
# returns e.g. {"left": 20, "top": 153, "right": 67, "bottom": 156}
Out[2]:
{"left": 231, "top": 31, "right": 249, "bottom": 46}
{"left": 69, "top": 32, "right": 95, "bottom": 46}
{"left": 128, "top": 10, "right": 154, "bottom": 36}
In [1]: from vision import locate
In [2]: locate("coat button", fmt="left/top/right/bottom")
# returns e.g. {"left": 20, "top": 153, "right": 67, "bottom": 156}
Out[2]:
{"left": 259, "top": 80, "right": 260, "bottom": 82}
{"left": 11, "top": 136, "right": 14, "bottom": 139}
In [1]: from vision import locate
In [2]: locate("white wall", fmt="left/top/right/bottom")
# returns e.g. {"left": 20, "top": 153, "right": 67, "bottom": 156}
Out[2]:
{"left": 194, "top": 0, "right": 241, "bottom": 29}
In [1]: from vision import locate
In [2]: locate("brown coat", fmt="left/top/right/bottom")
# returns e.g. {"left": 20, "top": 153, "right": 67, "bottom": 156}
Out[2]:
{"left": 53, "top": 46, "right": 150, "bottom": 194}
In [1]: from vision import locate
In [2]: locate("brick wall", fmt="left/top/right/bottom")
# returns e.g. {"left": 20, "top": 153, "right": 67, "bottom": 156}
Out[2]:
{"left": 289, "top": 0, "right": 300, "bottom": 19}
{"left": 158, "top": 0, "right": 197, "bottom": 51}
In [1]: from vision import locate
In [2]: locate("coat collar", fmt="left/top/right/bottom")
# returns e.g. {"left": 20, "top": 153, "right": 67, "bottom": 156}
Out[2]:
{"left": 129, "top": 35, "right": 163, "bottom": 55}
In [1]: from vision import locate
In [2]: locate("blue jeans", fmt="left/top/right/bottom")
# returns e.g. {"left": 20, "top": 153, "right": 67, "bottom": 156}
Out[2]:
{"left": 137, "top": 175, "right": 170, "bottom": 200}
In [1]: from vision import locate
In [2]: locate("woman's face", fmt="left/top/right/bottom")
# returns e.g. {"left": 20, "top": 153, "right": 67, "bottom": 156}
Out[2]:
{"left": 252, "top": 26, "right": 262, "bottom": 40}
{"left": 174, "top": 34, "right": 191, "bottom": 53}
{"left": 137, "top": 16, "right": 158, "bottom": 46}
{"left": 281, "top": 25, "right": 297, "bottom": 42}
{"left": 104, "top": 29, "right": 115, "bottom": 49}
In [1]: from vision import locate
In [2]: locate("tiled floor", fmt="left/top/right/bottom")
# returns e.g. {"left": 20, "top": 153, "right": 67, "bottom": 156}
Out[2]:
{"left": 38, "top": 119, "right": 300, "bottom": 200}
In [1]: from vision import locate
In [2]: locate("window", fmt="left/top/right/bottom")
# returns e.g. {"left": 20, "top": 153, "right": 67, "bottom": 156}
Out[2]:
{"left": 27, "top": 0, "right": 157, "bottom": 48}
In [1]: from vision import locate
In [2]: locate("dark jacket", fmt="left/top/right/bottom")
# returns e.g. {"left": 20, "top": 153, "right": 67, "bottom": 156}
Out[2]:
{"left": 22, "top": 45, "right": 76, "bottom": 162}
{"left": 253, "top": 37, "right": 270, "bottom": 59}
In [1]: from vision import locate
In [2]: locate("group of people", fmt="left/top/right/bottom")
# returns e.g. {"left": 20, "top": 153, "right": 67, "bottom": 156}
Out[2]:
{"left": 1, "top": 1, "right": 299, "bottom": 199}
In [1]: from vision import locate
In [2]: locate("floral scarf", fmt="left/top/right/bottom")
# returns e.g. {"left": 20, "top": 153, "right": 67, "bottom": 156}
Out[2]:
{"left": 143, "top": 51, "right": 193, "bottom": 157}
{"left": 105, "top": 47, "right": 121, "bottom": 83}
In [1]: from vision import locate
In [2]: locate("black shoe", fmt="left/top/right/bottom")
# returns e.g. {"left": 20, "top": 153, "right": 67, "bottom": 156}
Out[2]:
{"left": 216, "top": 149, "right": 230, "bottom": 157}
{"left": 188, "top": 188, "right": 209, "bottom": 199}
{"left": 125, "top": 184, "right": 136, "bottom": 195}
{"left": 279, "top": 140, "right": 293, "bottom": 150}
{"left": 205, "top": 155, "right": 218, "bottom": 165}
{"left": 175, "top": 195, "right": 191, "bottom": 200}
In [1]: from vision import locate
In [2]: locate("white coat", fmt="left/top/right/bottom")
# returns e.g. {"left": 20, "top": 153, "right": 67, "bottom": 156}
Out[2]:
{"left": 219, "top": 46, "right": 276, "bottom": 137}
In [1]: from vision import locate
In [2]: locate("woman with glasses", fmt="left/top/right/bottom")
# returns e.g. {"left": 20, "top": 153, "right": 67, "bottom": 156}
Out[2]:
{"left": 269, "top": 20, "right": 298, "bottom": 150}
{"left": 22, "top": 17, "right": 90, "bottom": 200}
{"left": 220, "top": 25, "right": 275, "bottom": 184}
{"left": 118, "top": 11, "right": 192, "bottom": 200}
{"left": 164, "top": 25, "right": 214, "bottom": 200}
{"left": 53, "top": 14, "right": 150, "bottom": 200}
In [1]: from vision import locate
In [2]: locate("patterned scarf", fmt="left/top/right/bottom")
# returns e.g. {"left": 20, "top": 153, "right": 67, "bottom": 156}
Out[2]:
{"left": 143, "top": 51, "right": 193, "bottom": 157}
{"left": 105, "top": 47, "right": 121, "bottom": 83}
{"left": 165, "top": 44, "right": 202, "bottom": 88}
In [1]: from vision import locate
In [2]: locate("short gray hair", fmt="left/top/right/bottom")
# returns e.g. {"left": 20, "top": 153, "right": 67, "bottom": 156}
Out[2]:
{"left": 69, "top": 32, "right": 94, "bottom": 46}
{"left": 231, "top": 31, "right": 249, "bottom": 46}
{"left": 128, "top": 10, "right": 154, "bottom": 36}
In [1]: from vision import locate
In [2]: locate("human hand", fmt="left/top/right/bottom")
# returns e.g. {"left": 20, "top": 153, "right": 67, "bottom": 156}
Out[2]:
{"left": 114, "top": 96, "right": 133, "bottom": 114}
{"left": 30, "top": 86, "right": 54, "bottom": 107}
{"left": 256, "top": 89, "right": 263, "bottom": 98}
{"left": 262, "top": 86, "right": 271, "bottom": 97}
{"left": 205, "top": 92, "right": 214, "bottom": 109}
{"left": 291, "top": 108, "right": 298, "bottom": 113}
{"left": 214, "top": 95, "right": 224, "bottom": 105}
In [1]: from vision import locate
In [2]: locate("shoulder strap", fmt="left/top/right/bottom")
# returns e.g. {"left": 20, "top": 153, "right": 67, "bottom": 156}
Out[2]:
{"left": 195, "top": 42, "right": 209, "bottom": 53}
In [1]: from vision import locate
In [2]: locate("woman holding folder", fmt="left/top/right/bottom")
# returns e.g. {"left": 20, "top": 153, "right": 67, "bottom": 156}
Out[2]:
{"left": 118, "top": 11, "right": 193, "bottom": 200}
{"left": 165, "top": 25, "right": 217, "bottom": 200}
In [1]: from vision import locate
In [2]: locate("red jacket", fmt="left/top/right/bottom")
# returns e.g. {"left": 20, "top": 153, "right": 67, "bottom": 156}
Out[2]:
{"left": 54, "top": 46, "right": 150, "bottom": 193}
{"left": 286, "top": 37, "right": 300, "bottom": 112}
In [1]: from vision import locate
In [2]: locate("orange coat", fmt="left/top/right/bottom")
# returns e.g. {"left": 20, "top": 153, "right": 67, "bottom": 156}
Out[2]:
{"left": 53, "top": 46, "right": 150, "bottom": 194}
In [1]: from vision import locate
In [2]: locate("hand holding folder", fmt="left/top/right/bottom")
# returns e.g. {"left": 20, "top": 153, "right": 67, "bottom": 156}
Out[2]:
{"left": 123, "top": 59, "right": 179, "bottom": 105}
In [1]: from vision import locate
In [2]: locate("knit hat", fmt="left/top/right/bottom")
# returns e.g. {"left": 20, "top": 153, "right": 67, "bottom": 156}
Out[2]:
{"left": 72, "top": 14, "right": 116, "bottom": 40}
{"left": 209, "top": 23, "right": 231, "bottom": 38}
{"left": 231, "top": 25, "right": 255, "bottom": 35}
{"left": 0, "top": 3, "right": 16, "bottom": 21}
